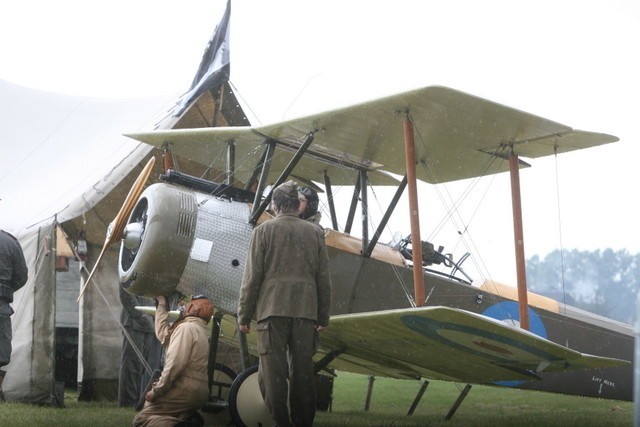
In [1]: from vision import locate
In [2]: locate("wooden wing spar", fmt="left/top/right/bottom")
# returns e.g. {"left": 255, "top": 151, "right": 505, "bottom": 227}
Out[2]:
{"left": 125, "top": 86, "right": 618, "bottom": 186}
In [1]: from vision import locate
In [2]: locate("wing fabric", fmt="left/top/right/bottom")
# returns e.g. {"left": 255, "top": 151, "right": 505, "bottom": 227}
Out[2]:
{"left": 315, "top": 306, "right": 629, "bottom": 383}
{"left": 137, "top": 305, "right": 628, "bottom": 384}
{"left": 126, "top": 86, "right": 617, "bottom": 186}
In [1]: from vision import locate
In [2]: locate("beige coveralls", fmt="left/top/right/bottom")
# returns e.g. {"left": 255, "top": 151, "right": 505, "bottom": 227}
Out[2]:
{"left": 132, "top": 303, "right": 209, "bottom": 427}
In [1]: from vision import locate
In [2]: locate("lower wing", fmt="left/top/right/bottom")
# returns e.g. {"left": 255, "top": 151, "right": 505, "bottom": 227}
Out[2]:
{"left": 136, "top": 305, "right": 628, "bottom": 383}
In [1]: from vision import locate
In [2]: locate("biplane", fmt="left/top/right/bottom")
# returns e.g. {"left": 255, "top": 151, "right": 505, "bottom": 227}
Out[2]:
{"left": 81, "top": 85, "right": 632, "bottom": 424}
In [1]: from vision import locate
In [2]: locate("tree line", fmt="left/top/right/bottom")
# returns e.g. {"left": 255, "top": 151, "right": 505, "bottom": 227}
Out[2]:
{"left": 527, "top": 248, "right": 639, "bottom": 325}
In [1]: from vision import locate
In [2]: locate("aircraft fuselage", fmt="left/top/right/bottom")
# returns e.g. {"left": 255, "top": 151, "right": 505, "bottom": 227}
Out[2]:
{"left": 118, "top": 182, "right": 633, "bottom": 401}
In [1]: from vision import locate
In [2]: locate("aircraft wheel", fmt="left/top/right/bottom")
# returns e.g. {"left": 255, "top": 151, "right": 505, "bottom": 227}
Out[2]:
{"left": 228, "top": 365, "right": 272, "bottom": 427}
{"left": 202, "top": 363, "right": 237, "bottom": 414}
{"left": 211, "top": 363, "right": 237, "bottom": 402}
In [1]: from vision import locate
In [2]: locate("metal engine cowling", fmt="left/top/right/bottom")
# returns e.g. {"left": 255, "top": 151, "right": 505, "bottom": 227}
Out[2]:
{"left": 119, "top": 183, "right": 197, "bottom": 296}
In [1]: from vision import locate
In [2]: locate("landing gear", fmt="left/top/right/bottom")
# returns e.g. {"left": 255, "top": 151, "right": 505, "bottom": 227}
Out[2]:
{"left": 202, "top": 363, "right": 237, "bottom": 414}
{"left": 228, "top": 365, "right": 272, "bottom": 427}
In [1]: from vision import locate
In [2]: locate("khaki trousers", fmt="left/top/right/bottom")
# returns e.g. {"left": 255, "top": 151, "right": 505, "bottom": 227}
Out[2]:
{"left": 257, "top": 317, "right": 317, "bottom": 427}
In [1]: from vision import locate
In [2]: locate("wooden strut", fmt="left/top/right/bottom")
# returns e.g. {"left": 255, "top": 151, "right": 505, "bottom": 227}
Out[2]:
{"left": 445, "top": 384, "right": 472, "bottom": 420}
{"left": 403, "top": 115, "right": 426, "bottom": 306}
{"left": 162, "top": 146, "right": 174, "bottom": 173}
{"left": 407, "top": 379, "right": 429, "bottom": 416}
{"left": 364, "top": 376, "right": 375, "bottom": 411}
{"left": 509, "top": 153, "right": 530, "bottom": 330}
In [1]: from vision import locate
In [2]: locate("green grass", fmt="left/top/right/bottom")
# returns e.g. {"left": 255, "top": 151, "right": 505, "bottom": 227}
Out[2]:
{"left": 316, "top": 373, "right": 632, "bottom": 426}
{"left": 0, "top": 373, "right": 632, "bottom": 426}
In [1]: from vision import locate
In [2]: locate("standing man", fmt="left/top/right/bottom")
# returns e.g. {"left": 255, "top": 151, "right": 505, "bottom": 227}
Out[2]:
{"left": 0, "top": 230, "right": 28, "bottom": 402}
{"left": 238, "top": 181, "right": 332, "bottom": 427}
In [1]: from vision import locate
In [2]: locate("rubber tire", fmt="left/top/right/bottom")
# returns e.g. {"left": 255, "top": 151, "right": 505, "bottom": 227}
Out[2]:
{"left": 228, "top": 365, "right": 272, "bottom": 427}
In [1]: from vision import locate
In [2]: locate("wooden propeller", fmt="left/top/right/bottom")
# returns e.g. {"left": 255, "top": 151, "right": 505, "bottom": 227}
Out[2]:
{"left": 77, "top": 156, "right": 156, "bottom": 302}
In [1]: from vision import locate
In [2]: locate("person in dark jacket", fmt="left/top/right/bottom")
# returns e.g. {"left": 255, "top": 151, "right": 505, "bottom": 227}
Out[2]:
{"left": 238, "top": 181, "right": 332, "bottom": 427}
{"left": 297, "top": 185, "right": 322, "bottom": 226}
{"left": 0, "top": 230, "right": 28, "bottom": 402}
{"left": 118, "top": 287, "right": 162, "bottom": 407}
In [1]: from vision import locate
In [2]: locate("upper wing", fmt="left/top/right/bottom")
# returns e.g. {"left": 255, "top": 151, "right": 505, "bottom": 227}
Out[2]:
{"left": 137, "top": 305, "right": 628, "bottom": 384}
{"left": 126, "top": 86, "right": 617, "bottom": 185}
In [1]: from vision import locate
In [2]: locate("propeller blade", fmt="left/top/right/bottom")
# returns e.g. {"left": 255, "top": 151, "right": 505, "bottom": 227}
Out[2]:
{"left": 76, "top": 157, "right": 156, "bottom": 302}
{"left": 107, "top": 156, "right": 156, "bottom": 245}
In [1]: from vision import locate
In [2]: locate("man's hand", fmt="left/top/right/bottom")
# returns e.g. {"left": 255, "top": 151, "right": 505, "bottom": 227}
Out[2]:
{"left": 239, "top": 324, "right": 251, "bottom": 334}
{"left": 145, "top": 390, "right": 155, "bottom": 402}
{"left": 155, "top": 295, "right": 166, "bottom": 307}
{"left": 316, "top": 325, "right": 327, "bottom": 332}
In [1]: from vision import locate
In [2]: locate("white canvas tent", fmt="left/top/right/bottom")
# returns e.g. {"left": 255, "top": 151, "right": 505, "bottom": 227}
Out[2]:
{"left": 0, "top": 1, "right": 243, "bottom": 402}
{"left": 1, "top": 75, "right": 247, "bottom": 402}
{"left": 0, "top": 79, "right": 176, "bottom": 402}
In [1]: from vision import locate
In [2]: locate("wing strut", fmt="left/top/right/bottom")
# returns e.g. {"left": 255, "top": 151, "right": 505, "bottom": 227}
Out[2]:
{"left": 313, "top": 347, "right": 345, "bottom": 374}
{"left": 250, "top": 140, "right": 276, "bottom": 217}
{"left": 403, "top": 115, "right": 426, "bottom": 306}
{"left": 445, "top": 384, "right": 473, "bottom": 420}
{"left": 323, "top": 170, "right": 339, "bottom": 230}
{"left": 344, "top": 177, "right": 362, "bottom": 234}
{"left": 364, "top": 175, "right": 407, "bottom": 257}
{"left": 360, "top": 170, "right": 369, "bottom": 254}
{"left": 249, "top": 132, "right": 316, "bottom": 224}
{"left": 244, "top": 141, "right": 269, "bottom": 191}
{"left": 225, "top": 140, "right": 235, "bottom": 185}
{"left": 509, "top": 152, "right": 530, "bottom": 330}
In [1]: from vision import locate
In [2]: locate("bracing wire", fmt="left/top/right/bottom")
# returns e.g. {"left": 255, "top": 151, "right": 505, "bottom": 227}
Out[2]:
{"left": 408, "top": 112, "right": 516, "bottom": 315}
{"left": 410, "top": 112, "right": 505, "bottom": 282}
{"left": 321, "top": 114, "right": 417, "bottom": 307}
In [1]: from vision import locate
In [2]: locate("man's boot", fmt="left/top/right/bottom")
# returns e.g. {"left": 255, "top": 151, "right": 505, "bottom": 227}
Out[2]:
{"left": 0, "top": 370, "right": 6, "bottom": 402}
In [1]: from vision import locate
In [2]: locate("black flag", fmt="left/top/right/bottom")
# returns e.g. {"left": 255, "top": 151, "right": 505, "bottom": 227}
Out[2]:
{"left": 174, "top": 0, "right": 231, "bottom": 116}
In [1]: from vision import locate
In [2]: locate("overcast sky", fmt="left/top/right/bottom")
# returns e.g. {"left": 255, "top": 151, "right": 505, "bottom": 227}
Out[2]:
{"left": 1, "top": 0, "right": 638, "bottom": 284}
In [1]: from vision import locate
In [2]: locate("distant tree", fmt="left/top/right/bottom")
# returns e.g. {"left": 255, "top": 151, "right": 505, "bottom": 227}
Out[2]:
{"left": 527, "top": 249, "right": 640, "bottom": 324}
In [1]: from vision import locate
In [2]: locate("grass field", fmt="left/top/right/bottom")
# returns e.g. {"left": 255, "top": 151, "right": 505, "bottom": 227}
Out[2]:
{"left": 316, "top": 374, "right": 632, "bottom": 426}
{"left": 0, "top": 372, "right": 632, "bottom": 426}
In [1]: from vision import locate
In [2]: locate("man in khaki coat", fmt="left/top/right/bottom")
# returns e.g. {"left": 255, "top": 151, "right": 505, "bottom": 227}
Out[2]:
{"left": 238, "top": 181, "right": 332, "bottom": 427}
{"left": 133, "top": 295, "right": 213, "bottom": 427}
